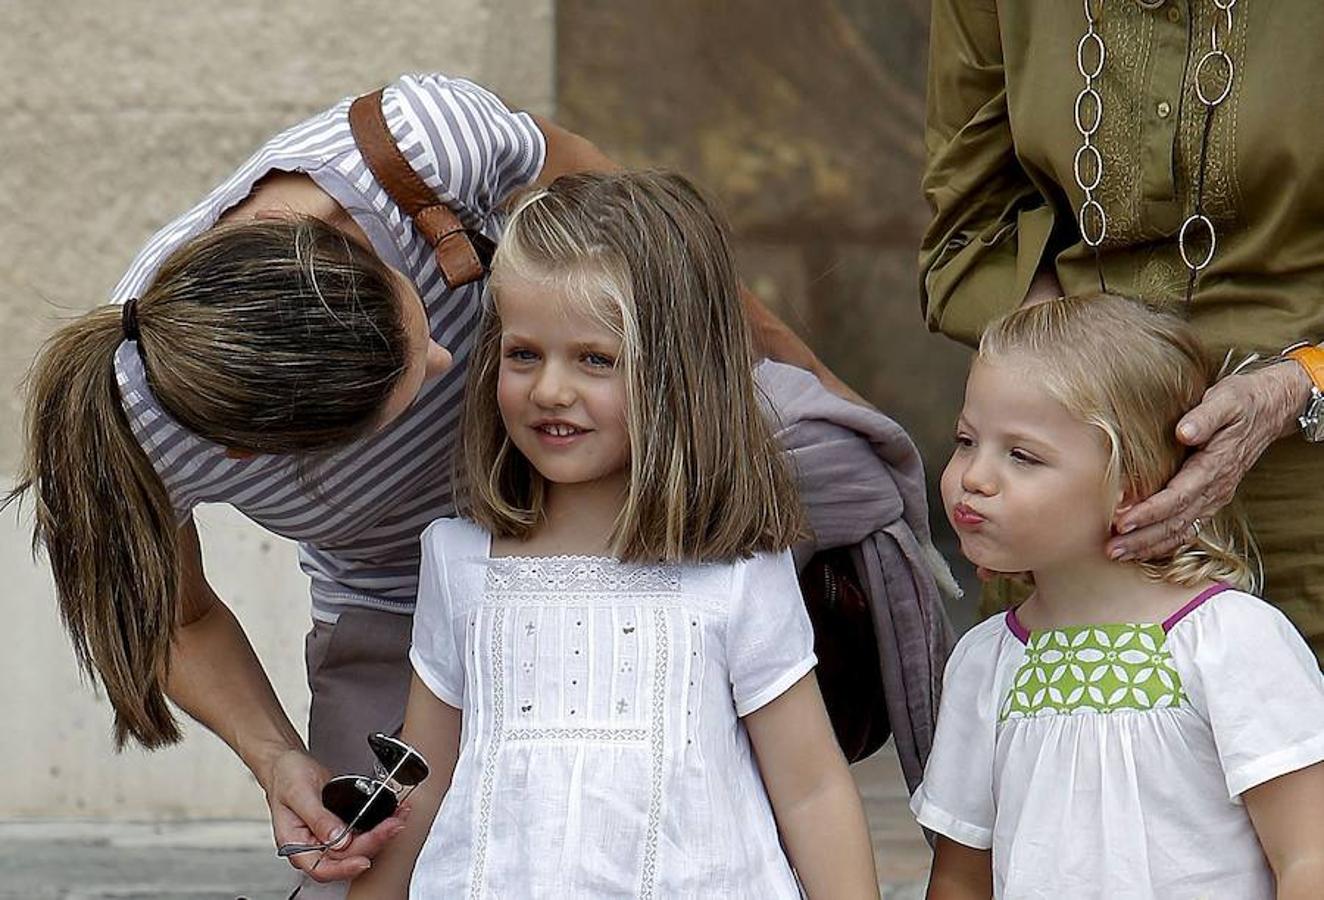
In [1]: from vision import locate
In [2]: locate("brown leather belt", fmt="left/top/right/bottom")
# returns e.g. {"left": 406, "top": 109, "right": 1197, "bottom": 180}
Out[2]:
{"left": 348, "top": 88, "right": 491, "bottom": 289}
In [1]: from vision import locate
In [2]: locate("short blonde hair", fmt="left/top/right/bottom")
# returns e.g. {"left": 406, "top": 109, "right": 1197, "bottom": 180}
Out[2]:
{"left": 979, "top": 294, "right": 1256, "bottom": 591}
{"left": 458, "top": 171, "right": 805, "bottom": 562}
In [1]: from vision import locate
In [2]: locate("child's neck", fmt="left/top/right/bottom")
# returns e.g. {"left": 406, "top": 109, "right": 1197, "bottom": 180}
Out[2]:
{"left": 1018, "top": 553, "right": 1216, "bottom": 631}
{"left": 500, "top": 474, "right": 627, "bottom": 558}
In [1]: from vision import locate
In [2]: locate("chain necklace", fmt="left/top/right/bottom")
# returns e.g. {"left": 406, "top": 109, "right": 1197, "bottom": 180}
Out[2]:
{"left": 1072, "top": 0, "right": 1240, "bottom": 304}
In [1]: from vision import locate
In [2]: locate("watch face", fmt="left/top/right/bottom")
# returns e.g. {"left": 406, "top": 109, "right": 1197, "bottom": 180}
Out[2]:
{"left": 1304, "top": 389, "right": 1324, "bottom": 443}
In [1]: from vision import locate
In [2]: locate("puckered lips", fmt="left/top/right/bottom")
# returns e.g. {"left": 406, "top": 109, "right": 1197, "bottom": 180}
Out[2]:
{"left": 951, "top": 502, "right": 988, "bottom": 529}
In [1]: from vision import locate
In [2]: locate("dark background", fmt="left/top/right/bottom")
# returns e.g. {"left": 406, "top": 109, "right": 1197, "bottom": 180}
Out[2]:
{"left": 559, "top": 0, "right": 978, "bottom": 624}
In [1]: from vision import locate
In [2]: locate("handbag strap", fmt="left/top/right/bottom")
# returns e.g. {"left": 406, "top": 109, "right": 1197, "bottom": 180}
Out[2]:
{"left": 347, "top": 88, "right": 487, "bottom": 289}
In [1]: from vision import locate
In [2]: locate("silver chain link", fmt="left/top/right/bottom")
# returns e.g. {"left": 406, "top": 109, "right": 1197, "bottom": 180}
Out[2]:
{"left": 1073, "top": 0, "right": 1108, "bottom": 249}
{"left": 1074, "top": 1, "right": 1241, "bottom": 301}
{"left": 1178, "top": 0, "right": 1238, "bottom": 280}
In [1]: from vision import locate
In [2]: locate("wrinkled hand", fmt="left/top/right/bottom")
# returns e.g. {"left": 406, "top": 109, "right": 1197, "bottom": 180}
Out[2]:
{"left": 266, "top": 748, "right": 409, "bottom": 883}
{"left": 1108, "top": 362, "right": 1313, "bottom": 561}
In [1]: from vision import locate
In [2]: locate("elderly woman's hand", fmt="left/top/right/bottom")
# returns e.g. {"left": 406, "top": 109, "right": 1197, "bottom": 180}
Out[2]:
{"left": 1107, "top": 361, "right": 1314, "bottom": 562}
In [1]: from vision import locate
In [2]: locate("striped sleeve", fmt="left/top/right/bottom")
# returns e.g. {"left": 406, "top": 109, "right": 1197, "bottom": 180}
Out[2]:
{"left": 384, "top": 73, "right": 547, "bottom": 224}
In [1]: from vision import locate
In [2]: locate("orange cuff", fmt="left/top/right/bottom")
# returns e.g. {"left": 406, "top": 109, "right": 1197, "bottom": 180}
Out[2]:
{"left": 1287, "top": 346, "right": 1324, "bottom": 390}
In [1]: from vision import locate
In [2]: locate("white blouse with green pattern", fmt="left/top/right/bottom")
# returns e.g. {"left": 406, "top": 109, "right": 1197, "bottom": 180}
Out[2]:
{"left": 912, "top": 586, "right": 1324, "bottom": 900}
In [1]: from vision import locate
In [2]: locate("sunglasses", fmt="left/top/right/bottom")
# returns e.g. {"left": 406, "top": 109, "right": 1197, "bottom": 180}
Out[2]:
{"left": 277, "top": 732, "right": 429, "bottom": 891}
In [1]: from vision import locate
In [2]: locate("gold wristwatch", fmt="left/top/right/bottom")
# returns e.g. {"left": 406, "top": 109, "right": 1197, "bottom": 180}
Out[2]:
{"left": 1286, "top": 345, "right": 1324, "bottom": 443}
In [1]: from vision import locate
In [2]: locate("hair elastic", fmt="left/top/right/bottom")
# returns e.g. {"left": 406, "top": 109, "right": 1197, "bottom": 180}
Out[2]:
{"left": 121, "top": 297, "right": 141, "bottom": 342}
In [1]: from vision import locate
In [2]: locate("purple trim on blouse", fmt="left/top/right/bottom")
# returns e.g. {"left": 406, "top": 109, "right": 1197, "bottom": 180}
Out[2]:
{"left": 1005, "top": 607, "right": 1031, "bottom": 645}
{"left": 1161, "top": 582, "right": 1232, "bottom": 632}
{"left": 1004, "top": 582, "right": 1231, "bottom": 643}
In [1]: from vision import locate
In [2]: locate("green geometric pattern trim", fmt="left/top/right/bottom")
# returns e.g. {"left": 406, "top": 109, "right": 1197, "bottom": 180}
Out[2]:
{"left": 999, "top": 623, "right": 1187, "bottom": 721}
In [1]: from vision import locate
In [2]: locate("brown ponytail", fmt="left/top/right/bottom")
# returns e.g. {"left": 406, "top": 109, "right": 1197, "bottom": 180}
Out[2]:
{"left": 9, "top": 306, "right": 182, "bottom": 747}
{"left": 5, "top": 217, "right": 412, "bottom": 748}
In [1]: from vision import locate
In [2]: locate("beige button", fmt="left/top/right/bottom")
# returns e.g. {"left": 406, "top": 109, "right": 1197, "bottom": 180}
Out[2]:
{"left": 1157, "top": 100, "right": 1172, "bottom": 118}
{"left": 1167, "top": 6, "right": 1180, "bottom": 23}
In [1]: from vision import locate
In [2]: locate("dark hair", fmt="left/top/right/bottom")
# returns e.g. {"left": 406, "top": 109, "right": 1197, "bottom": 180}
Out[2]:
{"left": 5, "top": 217, "right": 411, "bottom": 748}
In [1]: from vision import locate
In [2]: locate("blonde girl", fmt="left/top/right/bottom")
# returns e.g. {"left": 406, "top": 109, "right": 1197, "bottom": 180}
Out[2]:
{"left": 347, "top": 171, "right": 879, "bottom": 899}
{"left": 915, "top": 295, "right": 1324, "bottom": 899}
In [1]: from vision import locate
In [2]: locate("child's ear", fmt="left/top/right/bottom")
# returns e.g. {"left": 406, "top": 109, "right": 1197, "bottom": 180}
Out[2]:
{"left": 1110, "top": 485, "right": 1142, "bottom": 533}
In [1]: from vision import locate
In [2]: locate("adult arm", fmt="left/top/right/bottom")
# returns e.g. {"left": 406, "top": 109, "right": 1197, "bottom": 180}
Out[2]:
{"left": 168, "top": 520, "right": 403, "bottom": 882}
{"left": 921, "top": 0, "right": 1056, "bottom": 346}
{"left": 1108, "top": 354, "right": 1316, "bottom": 561}
{"left": 744, "top": 673, "right": 879, "bottom": 899}
{"left": 1243, "top": 762, "right": 1324, "bottom": 900}
{"left": 346, "top": 676, "right": 463, "bottom": 899}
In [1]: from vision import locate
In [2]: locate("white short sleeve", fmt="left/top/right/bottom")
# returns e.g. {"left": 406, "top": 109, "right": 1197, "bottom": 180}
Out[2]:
{"left": 726, "top": 550, "right": 818, "bottom": 717}
{"left": 409, "top": 520, "right": 466, "bottom": 708}
{"left": 385, "top": 74, "right": 547, "bottom": 221}
{"left": 1178, "top": 591, "right": 1324, "bottom": 798}
{"left": 909, "top": 618, "right": 1006, "bottom": 850}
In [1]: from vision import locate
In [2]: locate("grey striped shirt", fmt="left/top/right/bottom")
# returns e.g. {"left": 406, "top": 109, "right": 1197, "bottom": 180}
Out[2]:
{"left": 112, "top": 73, "right": 546, "bottom": 621}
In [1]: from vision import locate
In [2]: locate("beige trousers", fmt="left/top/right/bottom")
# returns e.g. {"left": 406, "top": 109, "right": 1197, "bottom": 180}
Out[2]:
{"left": 291, "top": 607, "right": 415, "bottom": 900}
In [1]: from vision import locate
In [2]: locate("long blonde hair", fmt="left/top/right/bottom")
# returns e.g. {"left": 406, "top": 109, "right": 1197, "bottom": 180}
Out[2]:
{"left": 980, "top": 294, "right": 1256, "bottom": 591}
{"left": 6, "top": 217, "right": 412, "bottom": 749}
{"left": 459, "top": 171, "right": 805, "bottom": 561}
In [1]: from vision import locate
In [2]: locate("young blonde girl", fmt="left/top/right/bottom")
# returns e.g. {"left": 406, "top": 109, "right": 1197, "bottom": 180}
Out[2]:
{"left": 915, "top": 295, "right": 1324, "bottom": 899}
{"left": 348, "top": 171, "right": 879, "bottom": 899}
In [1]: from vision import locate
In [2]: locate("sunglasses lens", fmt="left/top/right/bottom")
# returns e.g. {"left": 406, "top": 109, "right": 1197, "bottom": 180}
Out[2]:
{"left": 368, "top": 732, "right": 430, "bottom": 786}
{"left": 321, "top": 775, "right": 398, "bottom": 833}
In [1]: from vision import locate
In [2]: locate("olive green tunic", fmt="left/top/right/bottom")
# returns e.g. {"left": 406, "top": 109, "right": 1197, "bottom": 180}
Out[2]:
{"left": 922, "top": 0, "right": 1324, "bottom": 657}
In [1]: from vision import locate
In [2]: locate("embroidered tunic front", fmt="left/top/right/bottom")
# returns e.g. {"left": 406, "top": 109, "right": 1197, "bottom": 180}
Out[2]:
{"left": 408, "top": 518, "right": 815, "bottom": 899}
{"left": 912, "top": 586, "right": 1324, "bottom": 900}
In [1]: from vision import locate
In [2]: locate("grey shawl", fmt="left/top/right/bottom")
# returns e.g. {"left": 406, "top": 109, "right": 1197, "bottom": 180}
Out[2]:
{"left": 756, "top": 361, "right": 959, "bottom": 794}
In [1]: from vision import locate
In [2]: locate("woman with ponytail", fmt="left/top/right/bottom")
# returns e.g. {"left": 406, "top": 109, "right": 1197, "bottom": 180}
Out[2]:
{"left": 7, "top": 74, "right": 836, "bottom": 899}
{"left": 10, "top": 212, "right": 450, "bottom": 897}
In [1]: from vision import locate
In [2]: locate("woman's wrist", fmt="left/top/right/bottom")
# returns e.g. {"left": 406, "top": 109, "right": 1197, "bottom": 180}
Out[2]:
{"left": 244, "top": 734, "right": 309, "bottom": 793}
{"left": 1269, "top": 359, "right": 1316, "bottom": 439}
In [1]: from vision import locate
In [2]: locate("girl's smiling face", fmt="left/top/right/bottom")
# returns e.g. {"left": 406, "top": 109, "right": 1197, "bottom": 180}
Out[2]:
{"left": 494, "top": 272, "right": 631, "bottom": 490}
{"left": 940, "top": 355, "right": 1123, "bottom": 575}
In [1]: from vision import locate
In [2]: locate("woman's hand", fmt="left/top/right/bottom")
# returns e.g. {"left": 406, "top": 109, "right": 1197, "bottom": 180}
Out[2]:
{"left": 266, "top": 747, "right": 408, "bottom": 883}
{"left": 1108, "top": 361, "right": 1313, "bottom": 561}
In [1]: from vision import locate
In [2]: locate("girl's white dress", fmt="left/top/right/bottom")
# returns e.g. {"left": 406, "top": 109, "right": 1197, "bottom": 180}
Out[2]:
{"left": 912, "top": 585, "right": 1324, "bottom": 899}
{"left": 408, "top": 518, "right": 816, "bottom": 899}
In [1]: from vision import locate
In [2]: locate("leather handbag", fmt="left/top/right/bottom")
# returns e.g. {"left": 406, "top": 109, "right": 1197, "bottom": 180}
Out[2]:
{"left": 800, "top": 548, "right": 889, "bottom": 763}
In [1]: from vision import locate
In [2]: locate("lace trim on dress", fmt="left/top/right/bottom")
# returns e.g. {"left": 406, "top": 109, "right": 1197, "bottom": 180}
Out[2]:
{"left": 469, "top": 607, "right": 505, "bottom": 899}
{"left": 638, "top": 606, "right": 669, "bottom": 899}
{"left": 486, "top": 559, "right": 682, "bottom": 594}
{"left": 505, "top": 727, "right": 649, "bottom": 743}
